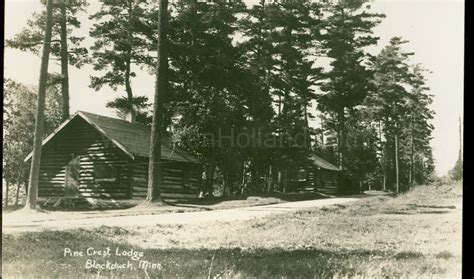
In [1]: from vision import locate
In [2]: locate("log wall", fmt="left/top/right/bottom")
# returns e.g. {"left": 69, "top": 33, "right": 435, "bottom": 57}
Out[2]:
{"left": 38, "top": 117, "right": 131, "bottom": 199}
{"left": 309, "top": 169, "right": 339, "bottom": 195}
{"left": 131, "top": 158, "right": 201, "bottom": 199}
{"left": 38, "top": 117, "right": 201, "bottom": 200}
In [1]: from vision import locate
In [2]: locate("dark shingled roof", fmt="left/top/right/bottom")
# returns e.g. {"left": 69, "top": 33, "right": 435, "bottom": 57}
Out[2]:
{"left": 25, "top": 111, "right": 200, "bottom": 163}
{"left": 78, "top": 111, "right": 200, "bottom": 163}
{"left": 309, "top": 154, "right": 340, "bottom": 171}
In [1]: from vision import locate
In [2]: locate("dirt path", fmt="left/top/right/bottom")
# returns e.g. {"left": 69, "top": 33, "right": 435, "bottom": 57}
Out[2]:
{"left": 3, "top": 196, "right": 369, "bottom": 233}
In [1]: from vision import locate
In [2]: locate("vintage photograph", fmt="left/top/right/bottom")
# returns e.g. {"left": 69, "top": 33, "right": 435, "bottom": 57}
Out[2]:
{"left": 3, "top": 0, "right": 463, "bottom": 278}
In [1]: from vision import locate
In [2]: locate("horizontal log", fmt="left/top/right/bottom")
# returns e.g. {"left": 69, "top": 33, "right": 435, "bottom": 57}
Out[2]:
{"left": 38, "top": 188, "right": 65, "bottom": 192}
{"left": 39, "top": 165, "right": 68, "bottom": 169}
{"left": 132, "top": 185, "right": 197, "bottom": 193}
{"left": 38, "top": 194, "right": 64, "bottom": 197}
{"left": 78, "top": 189, "right": 129, "bottom": 194}
{"left": 162, "top": 181, "right": 184, "bottom": 187}
{"left": 38, "top": 189, "right": 66, "bottom": 195}
{"left": 80, "top": 161, "right": 128, "bottom": 166}
{"left": 133, "top": 177, "right": 147, "bottom": 183}
{"left": 40, "top": 175, "right": 66, "bottom": 179}
{"left": 132, "top": 187, "right": 148, "bottom": 192}
{"left": 78, "top": 182, "right": 128, "bottom": 188}
{"left": 163, "top": 168, "right": 184, "bottom": 174}
{"left": 161, "top": 193, "right": 198, "bottom": 199}
{"left": 39, "top": 182, "right": 65, "bottom": 187}
{"left": 79, "top": 193, "right": 128, "bottom": 198}
{"left": 163, "top": 176, "right": 184, "bottom": 182}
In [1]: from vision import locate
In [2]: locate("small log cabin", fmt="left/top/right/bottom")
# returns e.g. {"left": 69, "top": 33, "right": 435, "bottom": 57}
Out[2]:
{"left": 294, "top": 153, "right": 341, "bottom": 195}
{"left": 307, "top": 153, "right": 341, "bottom": 195}
{"left": 24, "top": 111, "right": 202, "bottom": 201}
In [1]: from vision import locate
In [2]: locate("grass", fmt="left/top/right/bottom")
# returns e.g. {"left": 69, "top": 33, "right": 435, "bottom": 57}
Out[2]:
{"left": 2, "top": 182, "right": 462, "bottom": 278}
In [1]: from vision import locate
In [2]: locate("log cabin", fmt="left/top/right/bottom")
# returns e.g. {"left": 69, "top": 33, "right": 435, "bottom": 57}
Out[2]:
{"left": 306, "top": 153, "right": 342, "bottom": 195}
{"left": 285, "top": 153, "right": 342, "bottom": 195}
{"left": 24, "top": 111, "right": 202, "bottom": 203}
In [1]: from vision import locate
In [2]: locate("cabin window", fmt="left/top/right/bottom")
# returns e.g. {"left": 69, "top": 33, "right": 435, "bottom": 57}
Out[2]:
{"left": 94, "top": 164, "right": 117, "bottom": 182}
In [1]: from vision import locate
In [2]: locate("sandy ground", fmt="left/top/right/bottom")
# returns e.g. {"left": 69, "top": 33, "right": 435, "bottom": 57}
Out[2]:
{"left": 2, "top": 195, "right": 368, "bottom": 233}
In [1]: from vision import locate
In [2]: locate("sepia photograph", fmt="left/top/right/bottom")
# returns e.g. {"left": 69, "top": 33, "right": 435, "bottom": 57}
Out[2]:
{"left": 2, "top": 0, "right": 463, "bottom": 278}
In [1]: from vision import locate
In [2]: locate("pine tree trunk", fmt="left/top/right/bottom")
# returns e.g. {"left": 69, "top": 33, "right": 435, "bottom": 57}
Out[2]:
{"left": 125, "top": 59, "right": 136, "bottom": 123}
{"left": 190, "top": 0, "right": 198, "bottom": 66}
{"left": 15, "top": 182, "right": 20, "bottom": 206}
{"left": 459, "top": 116, "right": 462, "bottom": 163}
{"left": 277, "top": 170, "right": 282, "bottom": 191}
{"left": 303, "top": 104, "right": 312, "bottom": 149}
{"left": 205, "top": 161, "right": 216, "bottom": 196}
{"left": 223, "top": 173, "right": 230, "bottom": 197}
{"left": 125, "top": 2, "right": 136, "bottom": 123}
{"left": 337, "top": 109, "right": 345, "bottom": 170}
{"left": 381, "top": 121, "right": 387, "bottom": 191}
{"left": 383, "top": 174, "right": 386, "bottom": 191}
{"left": 60, "top": 2, "right": 70, "bottom": 121}
{"left": 146, "top": 0, "right": 169, "bottom": 203}
{"left": 24, "top": 177, "right": 28, "bottom": 196}
{"left": 250, "top": 162, "right": 258, "bottom": 192}
{"left": 395, "top": 132, "right": 400, "bottom": 194}
{"left": 320, "top": 118, "right": 325, "bottom": 147}
{"left": 241, "top": 162, "right": 246, "bottom": 194}
{"left": 4, "top": 181, "right": 9, "bottom": 207}
{"left": 278, "top": 95, "right": 282, "bottom": 117}
{"left": 383, "top": 140, "right": 387, "bottom": 191}
{"left": 409, "top": 124, "right": 414, "bottom": 187}
{"left": 267, "top": 165, "right": 273, "bottom": 192}
{"left": 25, "top": 0, "right": 54, "bottom": 210}
{"left": 15, "top": 172, "right": 21, "bottom": 206}
{"left": 413, "top": 156, "right": 417, "bottom": 185}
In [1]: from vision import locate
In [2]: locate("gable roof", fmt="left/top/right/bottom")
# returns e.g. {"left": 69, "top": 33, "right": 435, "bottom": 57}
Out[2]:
{"left": 24, "top": 111, "right": 200, "bottom": 164}
{"left": 309, "top": 154, "right": 340, "bottom": 171}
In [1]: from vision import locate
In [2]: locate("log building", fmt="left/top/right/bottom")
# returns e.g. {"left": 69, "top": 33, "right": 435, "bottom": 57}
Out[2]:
{"left": 24, "top": 111, "right": 202, "bottom": 201}
{"left": 307, "top": 153, "right": 342, "bottom": 195}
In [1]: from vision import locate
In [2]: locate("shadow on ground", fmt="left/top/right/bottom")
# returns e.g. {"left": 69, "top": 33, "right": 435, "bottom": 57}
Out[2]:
{"left": 382, "top": 203, "right": 457, "bottom": 215}
{"left": 2, "top": 229, "right": 454, "bottom": 279}
{"left": 6, "top": 192, "right": 330, "bottom": 212}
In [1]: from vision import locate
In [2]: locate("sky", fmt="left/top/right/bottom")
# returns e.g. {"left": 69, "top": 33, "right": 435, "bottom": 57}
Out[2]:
{"left": 3, "top": 0, "right": 464, "bottom": 176}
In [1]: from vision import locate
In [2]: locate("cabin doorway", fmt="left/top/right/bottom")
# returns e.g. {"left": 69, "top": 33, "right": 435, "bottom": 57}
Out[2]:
{"left": 65, "top": 154, "right": 80, "bottom": 197}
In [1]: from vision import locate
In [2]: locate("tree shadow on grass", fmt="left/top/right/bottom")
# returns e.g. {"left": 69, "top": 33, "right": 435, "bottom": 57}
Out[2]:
{"left": 27, "top": 192, "right": 327, "bottom": 212}
{"left": 3, "top": 230, "right": 450, "bottom": 279}
{"left": 406, "top": 204, "right": 456, "bottom": 209}
{"left": 175, "top": 192, "right": 327, "bottom": 206}
{"left": 383, "top": 210, "right": 451, "bottom": 215}
{"left": 382, "top": 203, "right": 456, "bottom": 215}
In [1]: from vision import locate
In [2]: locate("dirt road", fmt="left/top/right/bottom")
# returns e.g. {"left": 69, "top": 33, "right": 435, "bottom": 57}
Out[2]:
{"left": 3, "top": 196, "right": 367, "bottom": 233}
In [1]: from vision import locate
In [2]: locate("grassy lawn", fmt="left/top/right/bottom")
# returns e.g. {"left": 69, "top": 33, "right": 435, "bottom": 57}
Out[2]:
{"left": 2, "top": 183, "right": 462, "bottom": 278}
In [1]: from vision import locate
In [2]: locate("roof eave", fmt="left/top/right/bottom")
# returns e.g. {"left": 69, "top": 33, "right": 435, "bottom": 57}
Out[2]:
{"left": 24, "top": 112, "right": 81, "bottom": 162}
{"left": 77, "top": 111, "right": 135, "bottom": 160}
{"left": 24, "top": 111, "right": 136, "bottom": 162}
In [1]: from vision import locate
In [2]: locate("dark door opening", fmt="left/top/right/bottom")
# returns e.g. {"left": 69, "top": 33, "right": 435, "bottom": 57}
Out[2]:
{"left": 65, "top": 154, "right": 80, "bottom": 197}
